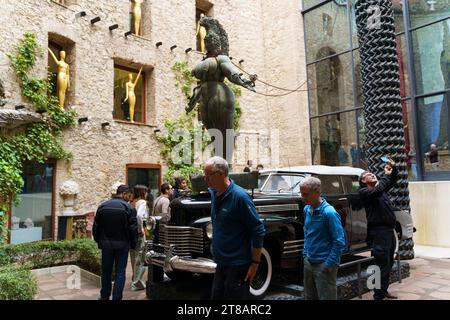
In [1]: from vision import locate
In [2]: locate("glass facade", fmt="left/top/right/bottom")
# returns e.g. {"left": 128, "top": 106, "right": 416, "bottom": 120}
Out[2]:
{"left": 303, "top": 0, "right": 450, "bottom": 180}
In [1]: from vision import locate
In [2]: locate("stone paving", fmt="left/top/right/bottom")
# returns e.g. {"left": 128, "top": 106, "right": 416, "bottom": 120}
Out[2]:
{"left": 33, "top": 251, "right": 450, "bottom": 300}
{"left": 354, "top": 257, "right": 450, "bottom": 300}
{"left": 34, "top": 259, "right": 148, "bottom": 300}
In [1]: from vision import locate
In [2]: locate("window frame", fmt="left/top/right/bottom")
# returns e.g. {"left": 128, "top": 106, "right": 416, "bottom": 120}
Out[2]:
{"left": 125, "top": 163, "right": 162, "bottom": 195}
{"left": 113, "top": 64, "right": 147, "bottom": 125}
{"left": 7, "top": 159, "right": 57, "bottom": 244}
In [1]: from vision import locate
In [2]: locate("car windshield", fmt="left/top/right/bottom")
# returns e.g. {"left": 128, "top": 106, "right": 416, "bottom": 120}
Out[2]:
{"left": 260, "top": 173, "right": 305, "bottom": 193}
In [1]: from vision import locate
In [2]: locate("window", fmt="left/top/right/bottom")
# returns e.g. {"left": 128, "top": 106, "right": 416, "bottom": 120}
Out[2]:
{"left": 412, "top": 19, "right": 450, "bottom": 96}
{"left": 113, "top": 66, "right": 145, "bottom": 123}
{"left": 308, "top": 52, "right": 354, "bottom": 116}
{"left": 261, "top": 174, "right": 304, "bottom": 193}
{"left": 48, "top": 35, "right": 75, "bottom": 109}
{"left": 126, "top": 164, "right": 161, "bottom": 199}
{"left": 417, "top": 93, "right": 450, "bottom": 173}
{"left": 196, "top": 0, "right": 213, "bottom": 52}
{"left": 341, "top": 175, "right": 360, "bottom": 193}
{"left": 311, "top": 111, "right": 358, "bottom": 166}
{"left": 409, "top": 0, "right": 450, "bottom": 28}
{"left": 10, "top": 162, "right": 55, "bottom": 244}
{"left": 304, "top": 1, "right": 350, "bottom": 63}
{"left": 313, "top": 175, "right": 343, "bottom": 194}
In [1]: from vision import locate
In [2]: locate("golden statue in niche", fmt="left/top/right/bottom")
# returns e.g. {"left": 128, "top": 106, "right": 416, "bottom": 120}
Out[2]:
{"left": 196, "top": 13, "right": 207, "bottom": 53}
{"left": 48, "top": 48, "right": 70, "bottom": 109}
{"left": 124, "top": 67, "right": 143, "bottom": 123}
{"left": 132, "top": 0, "right": 144, "bottom": 36}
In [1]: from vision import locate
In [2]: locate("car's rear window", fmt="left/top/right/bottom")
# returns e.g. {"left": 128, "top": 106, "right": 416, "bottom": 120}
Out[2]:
{"left": 313, "top": 175, "right": 343, "bottom": 194}
{"left": 341, "top": 175, "right": 360, "bottom": 193}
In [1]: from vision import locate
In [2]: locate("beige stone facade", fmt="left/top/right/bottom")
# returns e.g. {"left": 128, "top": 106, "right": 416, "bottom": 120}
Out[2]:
{"left": 0, "top": 0, "right": 310, "bottom": 238}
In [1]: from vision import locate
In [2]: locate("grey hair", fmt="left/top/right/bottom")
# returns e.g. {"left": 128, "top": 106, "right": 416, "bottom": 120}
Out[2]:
{"left": 299, "top": 177, "right": 321, "bottom": 194}
{"left": 205, "top": 156, "right": 229, "bottom": 176}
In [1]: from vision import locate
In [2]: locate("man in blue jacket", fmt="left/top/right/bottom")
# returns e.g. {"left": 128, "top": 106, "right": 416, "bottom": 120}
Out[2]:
{"left": 93, "top": 184, "right": 138, "bottom": 300}
{"left": 204, "top": 156, "right": 265, "bottom": 300}
{"left": 300, "top": 177, "right": 346, "bottom": 300}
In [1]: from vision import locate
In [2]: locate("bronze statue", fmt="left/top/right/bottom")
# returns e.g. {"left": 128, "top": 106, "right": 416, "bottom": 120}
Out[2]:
{"left": 187, "top": 16, "right": 255, "bottom": 162}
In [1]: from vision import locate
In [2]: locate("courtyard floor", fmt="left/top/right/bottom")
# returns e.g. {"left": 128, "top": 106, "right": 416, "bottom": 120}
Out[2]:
{"left": 34, "top": 245, "right": 450, "bottom": 300}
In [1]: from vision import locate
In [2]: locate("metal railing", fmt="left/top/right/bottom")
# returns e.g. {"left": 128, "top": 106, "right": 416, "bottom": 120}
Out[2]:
{"left": 338, "top": 249, "right": 402, "bottom": 299}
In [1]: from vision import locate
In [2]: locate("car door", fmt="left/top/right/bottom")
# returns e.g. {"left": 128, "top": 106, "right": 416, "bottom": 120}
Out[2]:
{"left": 312, "top": 174, "right": 351, "bottom": 252}
{"left": 341, "top": 175, "right": 367, "bottom": 249}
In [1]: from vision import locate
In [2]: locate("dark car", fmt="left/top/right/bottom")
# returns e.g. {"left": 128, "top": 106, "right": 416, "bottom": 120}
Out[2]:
{"left": 144, "top": 165, "right": 414, "bottom": 298}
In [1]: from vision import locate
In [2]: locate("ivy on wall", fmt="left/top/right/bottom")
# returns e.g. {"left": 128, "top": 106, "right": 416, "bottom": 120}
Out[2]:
{"left": 0, "top": 33, "right": 76, "bottom": 243}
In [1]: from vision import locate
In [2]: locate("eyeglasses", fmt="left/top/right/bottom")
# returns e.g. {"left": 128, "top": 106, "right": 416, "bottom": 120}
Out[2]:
{"left": 204, "top": 171, "right": 220, "bottom": 180}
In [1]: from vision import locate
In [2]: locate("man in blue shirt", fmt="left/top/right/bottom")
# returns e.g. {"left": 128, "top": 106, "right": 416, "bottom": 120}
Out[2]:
{"left": 204, "top": 156, "right": 265, "bottom": 300}
{"left": 300, "top": 177, "right": 346, "bottom": 300}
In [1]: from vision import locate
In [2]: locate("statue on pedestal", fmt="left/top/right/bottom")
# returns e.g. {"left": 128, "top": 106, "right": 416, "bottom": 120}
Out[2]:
{"left": 187, "top": 16, "right": 255, "bottom": 163}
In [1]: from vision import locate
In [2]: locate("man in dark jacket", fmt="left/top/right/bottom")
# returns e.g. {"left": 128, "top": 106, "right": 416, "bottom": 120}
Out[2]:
{"left": 204, "top": 156, "right": 265, "bottom": 300}
{"left": 93, "top": 184, "right": 138, "bottom": 300}
{"left": 359, "top": 160, "right": 398, "bottom": 300}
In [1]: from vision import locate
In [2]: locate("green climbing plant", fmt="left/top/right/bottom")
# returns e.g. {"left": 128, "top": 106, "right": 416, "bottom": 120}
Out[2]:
{"left": 0, "top": 33, "right": 76, "bottom": 243}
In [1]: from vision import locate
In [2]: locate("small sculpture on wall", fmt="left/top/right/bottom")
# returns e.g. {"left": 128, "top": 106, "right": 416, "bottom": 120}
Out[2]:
{"left": 59, "top": 180, "right": 80, "bottom": 216}
{"left": 132, "top": 0, "right": 144, "bottom": 36}
{"left": 48, "top": 48, "right": 70, "bottom": 109}
{"left": 124, "top": 67, "right": 143, "bottom": 123}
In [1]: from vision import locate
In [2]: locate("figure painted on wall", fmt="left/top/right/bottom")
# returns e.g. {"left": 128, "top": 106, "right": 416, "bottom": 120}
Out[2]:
{"left": 187, "top": 16, "right": 255, "bottom": 163}
{"left": 196, "top": 13, "right": 207, "bottom": 53}
{"left": 124, "top": 67, "right": 143, "bottom": 123}
{"left": 48, "top": 48, "right": 70, "bottom": 109}
{"left": 132, "top": 0, "right": 144, "bottom": 36}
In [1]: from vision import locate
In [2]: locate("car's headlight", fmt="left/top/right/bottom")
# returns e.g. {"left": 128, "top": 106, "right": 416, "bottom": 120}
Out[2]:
{"left": 145, "top": 216, "right": 157, "bottom": 232}
{"left": 205, "top": 222, "right": 213, "bottom": 240}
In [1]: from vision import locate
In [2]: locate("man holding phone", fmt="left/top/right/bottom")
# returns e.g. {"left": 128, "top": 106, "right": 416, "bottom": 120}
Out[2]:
{"left": 358, "top": 158, "right": 398, "bottom": 300}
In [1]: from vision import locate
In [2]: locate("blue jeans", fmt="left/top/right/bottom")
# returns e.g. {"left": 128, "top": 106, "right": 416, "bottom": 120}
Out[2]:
{"left": 211, "top": 264, "right": 250, "bottom": 300}
{"left": 100, "top": 247, "right": 129, "bottom": 300}
{"left": 303, "top": 257, "right": 338, "bottom": 300}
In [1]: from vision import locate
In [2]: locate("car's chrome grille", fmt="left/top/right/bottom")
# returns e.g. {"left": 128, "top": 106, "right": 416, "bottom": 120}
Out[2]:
{"left": 158, "top": 225, "right": 204, "bottom": 256}
{"left": 282, "top": 239, "right": 304, "bottom": 256}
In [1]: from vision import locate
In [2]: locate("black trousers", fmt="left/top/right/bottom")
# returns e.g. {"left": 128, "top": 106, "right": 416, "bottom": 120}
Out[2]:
{"left": 369, "top": 227, "right": 395, "bottom": 300}
{"left": 211, "top": 264, "right": 251, "bottom": 300}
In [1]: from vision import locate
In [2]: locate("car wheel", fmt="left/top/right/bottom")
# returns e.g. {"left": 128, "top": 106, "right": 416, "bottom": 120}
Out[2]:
{"left": 250, "top": 247, "right": 272, "bottom": 299}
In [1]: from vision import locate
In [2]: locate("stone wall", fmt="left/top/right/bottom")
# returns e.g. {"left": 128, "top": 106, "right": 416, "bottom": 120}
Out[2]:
{"left": 0, "top": 0, "right": 310, "bottom": 238}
